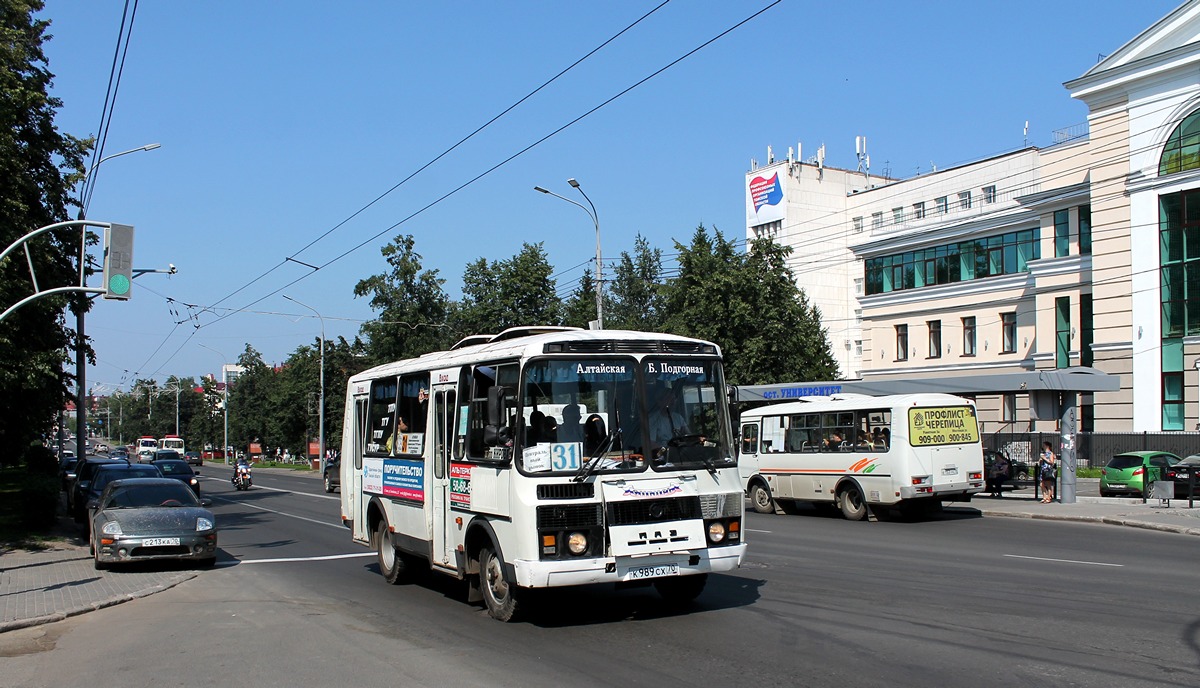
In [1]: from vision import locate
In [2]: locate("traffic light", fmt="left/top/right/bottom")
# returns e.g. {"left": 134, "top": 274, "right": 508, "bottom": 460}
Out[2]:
{"left": 102, "top": 224, "right": 134, "bottom": 300}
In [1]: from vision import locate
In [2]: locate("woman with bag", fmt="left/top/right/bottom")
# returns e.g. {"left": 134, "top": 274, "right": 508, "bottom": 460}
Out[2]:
{"left": 1038, "top": 441, "right": 1057, "bottom": 503}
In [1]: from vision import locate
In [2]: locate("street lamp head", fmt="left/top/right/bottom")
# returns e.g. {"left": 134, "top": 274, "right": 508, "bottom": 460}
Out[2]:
{"left": 142, "top": 143, "right": 162, "bottom": 152}
{"left": 567, "top": 178, "right": 580, "bottom": 188}
{"left": 533, "top": 186, "right": 550, "bottom": 194}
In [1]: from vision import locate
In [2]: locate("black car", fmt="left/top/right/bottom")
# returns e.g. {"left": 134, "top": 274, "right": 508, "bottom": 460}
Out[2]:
{"left": 149, "top": 449, "right": 182, "bottom": 464}
{"left": 1170, "top": 455, "right": 1200, "bottom": 498}
{"left": 184, "top": 450, "right": 203, "bottom": 467}
{"left": 67, "top": 457, "right": 120, "bottom": 521}
{"left": 58, "top": 455, "right": 80, "bottom": 492}
{"left": 323, "top": 454, "right": 340, "bottom": 493}
{"left": 77, "top": 461, "right": 162, "bottom": 523}
{"left": 984, "top": 449, "right": 1031, "bottom": 483}
{"left": 152, "top": 458, "right": 201, "bottom": 494}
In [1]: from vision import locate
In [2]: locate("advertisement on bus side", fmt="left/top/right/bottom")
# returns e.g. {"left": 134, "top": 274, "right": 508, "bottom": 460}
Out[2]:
{"left": 907, "top": 406, "right": 980, "bottom": 446}
{"left": 363, "top": 457, "right": 425, "bottom": 502}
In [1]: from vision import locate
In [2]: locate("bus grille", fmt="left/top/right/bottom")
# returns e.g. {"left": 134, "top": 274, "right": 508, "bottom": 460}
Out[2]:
{"left": 607, "top": 496, "right": 700, "bottom": 525}
{"left": 537, "top": 483, "right": 595, "bottom": 500}
{"left": 537, "top": 503, "right": 602, "bottom": 529}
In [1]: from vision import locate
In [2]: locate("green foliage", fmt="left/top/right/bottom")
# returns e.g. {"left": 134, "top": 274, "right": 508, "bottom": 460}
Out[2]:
{"left": 451, "top": 242, "right": 561, "bottom": 336}
{"left": 0, "top": 0, "right": 93, "bottom": 451}
{"left": 353, "top": 234, "right": 453, "bottom": 364}
{"left": 19, "top": 473, "right": 58, "bottom": 528}
{"left": 607, "top": 234, "right": 665, "bottom": 331}
{"left": 22, "top": 442, "right": 56, "bottom": 475}
{"left": 559, "top": 269, "right": 597, "bottom": 329}
{"left": 661, "top": 226, "right": 839, "bottom": 385}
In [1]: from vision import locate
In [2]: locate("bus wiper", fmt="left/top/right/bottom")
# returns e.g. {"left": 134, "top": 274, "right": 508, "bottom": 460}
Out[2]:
{"left": 572, "top": 429, "right": 619, "bottom": 483}
{"left": 702, "top": 454, "right": 717, "bottom": 476}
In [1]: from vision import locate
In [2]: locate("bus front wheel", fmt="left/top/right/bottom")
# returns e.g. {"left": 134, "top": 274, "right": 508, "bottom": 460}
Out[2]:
{"left": 376, "top": 521, "right": 409, "bottom": 585}
{"left": 749, "top": 482, "right": 774, "bottom": 514}
{"left": 838, "top": 485, "right": 868, "bottom": 521}
{"left": 480, "top": 546, "right": 522, "bottom": 622}
{"left": 655, "top": 573, "right": 708, "bottom": 605}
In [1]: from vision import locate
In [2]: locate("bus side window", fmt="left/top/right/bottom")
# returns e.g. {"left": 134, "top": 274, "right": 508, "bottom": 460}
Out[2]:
{"left": 741, "top": 423, "right": 758, "bottom": 454}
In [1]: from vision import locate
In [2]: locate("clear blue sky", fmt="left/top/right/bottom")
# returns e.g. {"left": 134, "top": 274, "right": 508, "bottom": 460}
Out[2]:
{"left": 36, "top": 0, "right": 1181, "bottom": 393}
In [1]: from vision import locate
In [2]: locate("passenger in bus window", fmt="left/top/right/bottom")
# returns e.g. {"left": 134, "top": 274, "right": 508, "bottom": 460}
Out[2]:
{"left": 542, "top": 415, "right": 558, "bottom": 442}
{"left": 527, "top": 410, "right": 545, "bottom": 446}
{"left": 386, "top": 416, "right": 409, "bottom": 455}
{"left": 584, "top": 414, "right": 607, "bottom": 454}
{"left": 648, "top": 385, "right": 688, "bottom": 449}
{"left": 823, "top": 431, "right": 843, "bottom": 452}
{"left": 856, "top": 431, "right": 873, "bottom": 450}
{"left": 559, "top": 404, "right": 583, "bottom": 443}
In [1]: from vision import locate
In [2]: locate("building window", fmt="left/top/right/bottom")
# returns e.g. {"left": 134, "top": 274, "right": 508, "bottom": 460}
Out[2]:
{"left": 895, "top": 325, "right": 909, "bottom": 361}
{"left": 983, "top": 185, "right": 997, "bottom": 204}
{"left": 1158, "top": 108, "right": 1200, "bottom": 176}
{"left": 1054, "top": 209, "right": 1070, "bottom": 257}
{"left": 936, "top": 196, "right": 948, "bottom": 214}
{"left": 1079, "top": 205, "right": 1091, "bottom": 255}
{"left": 854, "top": 308, "right": 862, "bottom": 326}
{"left": 1002, "top": 394, "right": 1016, "bottom": 422}
{"left": 927, "top": 320, "right": 942, "bottom": 359}
{"left": 962, "top": 316, "right": 976, "bottom": 356}
{"left": 853, "top": 216, "right": 863, "bottom": 233}
{"left": 1055, "top": 296, "right": 1070, "bottom": 369}
{"left": 913, "top": 201, "right": 926, "bottom": 219}
{"left": 872, "top": 212, "right": 883, "bottom": 230}
{"left": 958, "top": 191, "right": 972, "bottom": 210}
{"left": 854, "top": 340, "right": 862, "bottom": 356}
{"left": 1081, "top": 293, "right": 1093, "bottom": 366}
{"left": 1001, "top": 312, "right": 1017, "bottom": 353}
{"left": 863, "top": 228, "right": 1040, "bottom": 295}
{"left": 1159, "top": 190, "right": 1200, "bottom": 338}
{"left": 892, "top": 207, "right": 905, "bottom": 225}
{"left": 853, "top": 278, "right": 863, "bottom": 295}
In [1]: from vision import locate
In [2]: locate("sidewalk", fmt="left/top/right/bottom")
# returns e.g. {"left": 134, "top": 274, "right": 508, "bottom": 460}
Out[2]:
{"left": 4, "top": 473, "right": 1199, "bottom": 634}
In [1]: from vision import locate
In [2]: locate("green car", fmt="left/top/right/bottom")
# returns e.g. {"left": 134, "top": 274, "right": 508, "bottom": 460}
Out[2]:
{"left": 1099, "top": 451, "right": 1181, "bottom": 497}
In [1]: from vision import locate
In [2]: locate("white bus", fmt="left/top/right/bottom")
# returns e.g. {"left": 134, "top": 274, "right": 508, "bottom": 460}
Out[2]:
{"left": 340, "top": 327, "right": 746, "bottom": 621}
{"left": 158, "top": 435, "right": 185, "bottom": 454}
{"left": 737, "top": 393, "right": 985, "bottom": 521}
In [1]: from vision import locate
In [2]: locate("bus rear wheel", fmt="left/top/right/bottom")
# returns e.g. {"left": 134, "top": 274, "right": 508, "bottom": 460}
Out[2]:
{"left": 376, "top": 521, "right": 409, "bottom": 585}
{"left": 480, "top": 546, "right": 522, "bottom": 622}
{"left": 749, "top": 482, "right": 774, "bottom": 514}
{"left": 838, "top": 485, "right": 868, "bottom": 521}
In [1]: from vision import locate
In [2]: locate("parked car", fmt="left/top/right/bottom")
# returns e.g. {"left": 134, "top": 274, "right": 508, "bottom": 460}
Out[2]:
{"left": 89, "top": 477, "right": 217, "bottom": 570}
{"left": 1168, "top": 455, "right": 1200, "bottom": 498}
{"left": 184, "top": 450, "right": 203, "bottom": 467}
{"left": 323, "top": 454, "right": 341, "bottom": 493}
{"left": 152, "top": 458, "right": 201, "bottom": 494}
{"left": 58, "top": 455, "right": 79, "bottom": 492}
{"left": 984, "top": 449, "right": 1031, "bottom": 482}
{"left": 1099, "top": 451, "right": 1181, "bottom": 497}
{"left": 68, "top": 457, "right": 120, "bottom": 521}
{"left": 78, "top": 462, "right": 163, "bottom": 523}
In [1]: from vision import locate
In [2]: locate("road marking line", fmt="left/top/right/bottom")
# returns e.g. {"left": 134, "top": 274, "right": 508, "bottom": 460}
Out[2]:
{"left": 745, "top": 528, "right": 772, "bottom": 533}
{"left": 1004, "top": 554, "right": 1123, "bottom": 567}
{"left": 198, "top": 477, "right": 339, "bottom": 501}
{"left": 208, "top": 494, "right": 343, "bottom": 529}
{"left": 236, "top": 553, "right": 374, "bottom": 565}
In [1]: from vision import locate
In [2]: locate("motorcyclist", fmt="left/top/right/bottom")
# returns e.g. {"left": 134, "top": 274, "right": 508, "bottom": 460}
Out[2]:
{"left": 232, "top": 457, "right": 252, "bottom": 487}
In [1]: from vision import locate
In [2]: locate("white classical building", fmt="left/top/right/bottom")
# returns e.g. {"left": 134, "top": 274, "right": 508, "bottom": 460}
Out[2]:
{"left": 746, "top": 0, "right": 1200, "bottom": 432}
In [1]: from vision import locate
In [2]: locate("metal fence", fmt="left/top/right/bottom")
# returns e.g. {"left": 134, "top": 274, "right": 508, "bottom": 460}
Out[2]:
{"left": 984, "top": 431, "right": 1200, "bottom": 468}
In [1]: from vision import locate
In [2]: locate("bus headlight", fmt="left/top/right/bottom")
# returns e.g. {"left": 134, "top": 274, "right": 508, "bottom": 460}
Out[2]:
{"left": 567, "top": 532, "right": 588, "bottom": 555}
{"left": 707, "top": 521, "right": 726, "bottom": 543}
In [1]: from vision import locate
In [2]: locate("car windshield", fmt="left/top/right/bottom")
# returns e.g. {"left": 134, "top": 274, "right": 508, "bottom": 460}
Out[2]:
{"left": 104, "top": 482, "right": 200, "bottom": 509}
{"left": 1106, "top": 455, "right": 1145, "bottom": 470}
{"left": 156, "top": 461, "right": 193, "bottom": 476}
{"left": 93, "top": 466, "right": 162, "bottom": 493}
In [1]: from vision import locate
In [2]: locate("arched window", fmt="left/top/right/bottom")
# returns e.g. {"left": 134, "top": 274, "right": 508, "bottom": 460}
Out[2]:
{"left": 1159, "top": 109, "right": 1200, "bottom": 176}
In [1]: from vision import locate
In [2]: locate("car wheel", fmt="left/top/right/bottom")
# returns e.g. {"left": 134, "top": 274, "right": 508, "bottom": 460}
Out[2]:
{"left": 1099, "top": 489, "right": 1111, "bottom": 498}
{"left": 479, "top": 545, "right": 522, "bottom": 622}
{"left": 93, "top": 550, "right": 108, "bottom": 571}
{"left": 838, "top": 485, "right": 868, "bottom": 521}
{"left": 748, "top": 481, "right": 774, "bottom": 514}
{"left": 324, "top": 472, "right": 334, "bottom": 493}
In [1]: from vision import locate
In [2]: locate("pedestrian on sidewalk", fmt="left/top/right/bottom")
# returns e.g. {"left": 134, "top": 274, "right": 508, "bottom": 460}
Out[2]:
{"left": 988, "top": 451, "right": 1011, "bottom": 497}
{"left": 1039, "top": 441, "right": 1057, "bottom": 503}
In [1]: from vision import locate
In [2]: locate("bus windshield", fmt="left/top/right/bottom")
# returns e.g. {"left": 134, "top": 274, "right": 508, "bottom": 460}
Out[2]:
{"left": 517, "top": 357, "right": 733, "bottom": 476}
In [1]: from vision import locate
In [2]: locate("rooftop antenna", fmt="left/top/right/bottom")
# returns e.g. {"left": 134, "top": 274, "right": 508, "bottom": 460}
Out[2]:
{"left": 1024, "top": 120, "right": 1029, "bottom": 147}
{"left": 767, "top": 145, "right": 774, "bottom": 164}
{"left": 817, "top": 144, "right": 825, "bottom": 179}
{"left": 855, "top": 135, "right": 870, "bottom": 187}
{"left": 931, "top": 160, "right": 937, "bottom": 173}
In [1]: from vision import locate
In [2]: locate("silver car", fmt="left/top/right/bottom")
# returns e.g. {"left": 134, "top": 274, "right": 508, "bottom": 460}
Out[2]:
{"left": 90, "top": 477, "right": 218, "bottom": 570}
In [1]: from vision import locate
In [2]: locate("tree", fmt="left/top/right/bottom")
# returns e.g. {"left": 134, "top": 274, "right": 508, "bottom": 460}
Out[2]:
{"left": 661, "top": 225, "right": 838, "bottom": 385}
{"left": 451, "top": 242, "right": 560, "bottom": 336}
{"left": 354, "top": 234, "right": 453, "bottom": 364}
{"left": 559, "top": 269, "right": 597, "bottom": 329}
{"left": 0, "top": 0, "right": 92, "bottom": 453}
{"left": 607, "top": 234, "right": 664, "bottom": 331}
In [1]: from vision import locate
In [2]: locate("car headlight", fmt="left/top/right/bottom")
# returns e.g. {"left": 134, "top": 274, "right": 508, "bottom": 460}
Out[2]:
{"left": 707, "top": 521, "right": 726, "bottom": 543}
{"left": 196, "top": 517, "right": 214, "bottom": 532}
{"left": 101, "top": 521, "right": 122, "bottom": 535}
{"left": 566, "top": 532, "right": 588, "bottom": 555}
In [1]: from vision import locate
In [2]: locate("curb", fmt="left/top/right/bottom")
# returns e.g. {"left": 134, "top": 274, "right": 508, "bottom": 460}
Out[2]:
{"left": 978, "top": 509, "right": 1200, "bottom": 537}
{"left": 0, "top": 570, "right": 198, "bottom": 634}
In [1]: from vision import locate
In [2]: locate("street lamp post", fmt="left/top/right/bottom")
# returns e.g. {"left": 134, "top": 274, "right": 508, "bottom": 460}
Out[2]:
{"left": 534, "top": 179, "right": 602, "bottom": 329}
{"left": 284, "top": 295, "right": 325, "bottom": 471}
{"left": 73, "top": 143, "right": 161, "bottom": 451}
{"left": 199, "top": 344, "right": 230, "bottom": 466}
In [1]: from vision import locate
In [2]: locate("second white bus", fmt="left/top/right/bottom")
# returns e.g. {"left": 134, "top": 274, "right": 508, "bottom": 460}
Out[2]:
{"left": 737, "top": 393, "right": 985, "bottom": 520}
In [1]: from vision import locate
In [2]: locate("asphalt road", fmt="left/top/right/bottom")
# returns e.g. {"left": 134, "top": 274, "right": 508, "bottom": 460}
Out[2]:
{"left": 2, "top": 467, "right": 1197, "bottom": 688}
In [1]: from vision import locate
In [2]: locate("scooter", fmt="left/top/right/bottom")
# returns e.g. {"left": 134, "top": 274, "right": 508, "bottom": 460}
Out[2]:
{"left": 233, "top": 464, "right": 252, "bottom": 491}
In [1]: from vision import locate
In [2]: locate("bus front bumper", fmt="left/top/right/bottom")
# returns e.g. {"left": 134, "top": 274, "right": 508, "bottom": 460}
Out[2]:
{"left": 512, "top": 543, "right": 747, "bottom": 589}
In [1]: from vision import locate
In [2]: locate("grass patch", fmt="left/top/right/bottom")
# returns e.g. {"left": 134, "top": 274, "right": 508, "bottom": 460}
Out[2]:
{"left": 0, "top": 468, "right": 78, "bottom": 550}
{"left": 1077, "top": 467, "right": 1102, "bottom": 479}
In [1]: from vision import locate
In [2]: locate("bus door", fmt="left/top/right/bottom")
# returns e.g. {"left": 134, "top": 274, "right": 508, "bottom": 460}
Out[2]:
{"left": 349, "top": 395, "right": 370, "bottom": 543}
{"left": 430, "top": 381, "right": 458, "bottom": 572}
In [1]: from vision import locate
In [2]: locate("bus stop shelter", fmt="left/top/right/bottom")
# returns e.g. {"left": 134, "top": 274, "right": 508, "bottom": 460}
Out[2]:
{"left": 734, "top": 367, "right": 1120, "bottom": 504}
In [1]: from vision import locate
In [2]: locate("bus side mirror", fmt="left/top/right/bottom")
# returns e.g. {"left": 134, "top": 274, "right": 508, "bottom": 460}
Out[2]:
{"left": 484, "top": 386, "right": 511, "bottom": 447}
